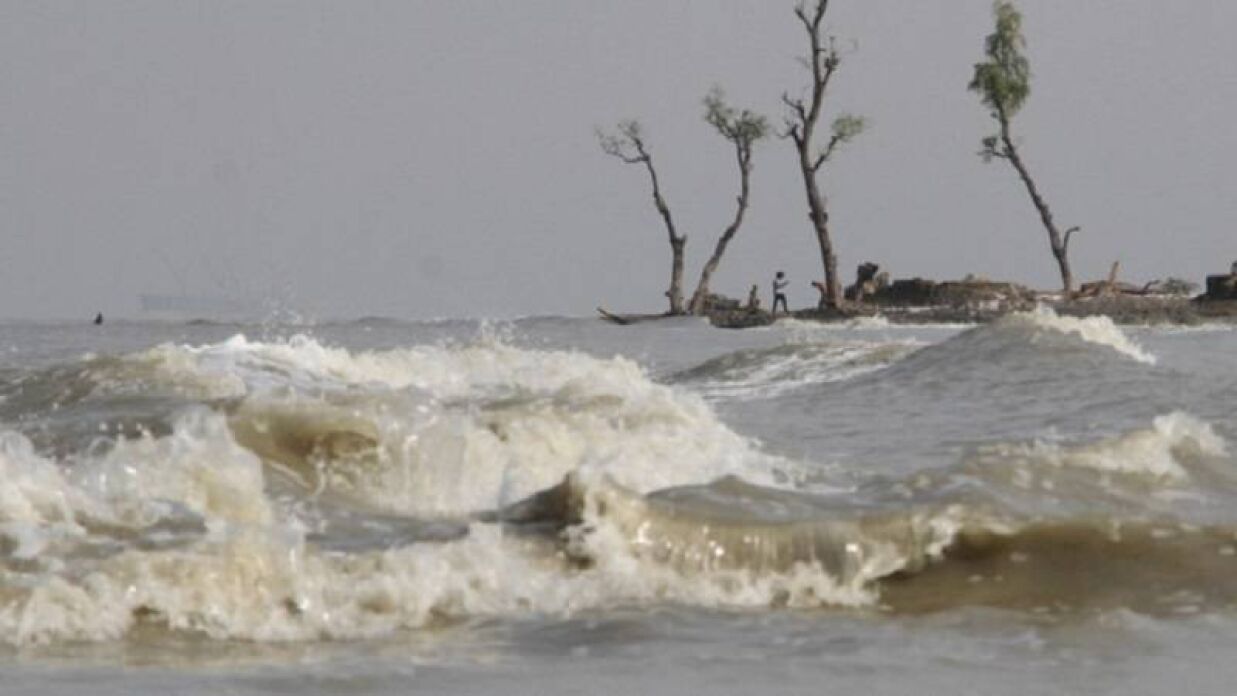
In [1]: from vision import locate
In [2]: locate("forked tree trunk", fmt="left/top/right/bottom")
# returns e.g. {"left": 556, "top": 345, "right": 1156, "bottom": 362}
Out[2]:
{"left": 998, "top": 111, "right": 1074, "bottom": 295}
{"left": 688, "top": 146, "right": 754, "bottom": 315}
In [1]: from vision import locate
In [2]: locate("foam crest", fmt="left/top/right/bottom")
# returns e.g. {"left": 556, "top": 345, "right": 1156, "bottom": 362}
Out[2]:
{"left": 973, "top": 412, "right": 1226, "bottom": 481}
{"left": 672, "top": 341, "right": 919, "bottom": 400}
{"left": 1, "top": 507, "right": 902, "bottom": 646}
{"left": 0, "top": 412, "right": 275, "bottom": 567}
{"left": 165, "top": 333, "right": 670, "bottom": 400}
{"left": 0, "top": 438, "right": 946, "bottom": 646}
{"left": 0, "top": 433, "right": 81, "bottom": 527}
{"left": 229, "top": 372, "right": 781, "bottom": 515}
{"left": 117, "top": 335, "right": 786, "bottom": 515}
{"left": 1007, "top": 307, "right": 1156, "bottom": 364}
{"left": 558, "top": 473, "right": 964, "bottom": 609}
{"left": 73, "top": 410, "right": 275, "bottom": 529}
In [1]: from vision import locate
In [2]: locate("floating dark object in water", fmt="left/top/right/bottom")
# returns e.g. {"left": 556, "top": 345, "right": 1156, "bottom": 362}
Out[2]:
{"left": 93, "top": 312, "right": 104, "bottom": 325}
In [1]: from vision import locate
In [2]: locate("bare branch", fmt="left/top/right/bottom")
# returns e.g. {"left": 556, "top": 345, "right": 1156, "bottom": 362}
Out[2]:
{"left": 794, "top": 0, "right": 829, "bottom": 36}
{"left": 793, "top": 4, "right": 813, "bottom": 34}
{"left": 781, "top": 92, "right": 807, "bottom": 123}
{"left": 1063, "top": 225, "right": 1080, "bottom": 253}
{"left": 781, "top": 121, "right": 804, "bottom": 146}
{"left": 812, "top": 137, "right": 837, "bottom": 172}
{"left": 816, "top": 37, "right": 840, "bottom": 92}
{"left": 596, "top": 122, "right": 650, "bottom": 165}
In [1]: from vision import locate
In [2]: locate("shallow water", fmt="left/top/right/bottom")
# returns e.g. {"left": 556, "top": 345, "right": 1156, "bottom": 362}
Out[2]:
{"left": 2, "top": 312, "right": 1236, "bottom": 694}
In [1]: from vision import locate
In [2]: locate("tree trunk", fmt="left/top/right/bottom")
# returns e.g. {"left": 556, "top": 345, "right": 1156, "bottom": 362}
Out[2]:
{"left": 688, "top": 148, "right": 754, "bottom": 315}
{"left": 644, "top": 160, "right": 687, "bottom": 314}
{"left": 797, "top": 149, "right": 841, "bottom": 309}
{"left": 669, "top": 235, "right": 686, "bottom": 314}
{"left": 815, "top": 210, "right": 841, "bottom": 311}
{"left": 999, "top": 114, "right": 1074, "bottom": 295}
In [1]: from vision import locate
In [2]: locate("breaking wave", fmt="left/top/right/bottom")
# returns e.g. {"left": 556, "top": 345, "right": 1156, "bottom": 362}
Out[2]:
{"left": 2, "top": 398, "right": 1234, "bottom": 645}
{"left": 965, "top": 411, "right": 1226, "bottom": 483}
{"left": 874, "top": 307, "right": 1158, "bottom": 391}
{"left": 4, "top": 335, "right": 789, "bottom": 515}
{"left": 1006, "top": 306, "right": 1156, "bottom": 364}
{"left": 668, "top": 340, "right": 919, "bottom": 399}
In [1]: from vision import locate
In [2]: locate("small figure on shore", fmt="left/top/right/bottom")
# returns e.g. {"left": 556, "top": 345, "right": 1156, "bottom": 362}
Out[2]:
{"left": 1231, "top": 260, "right": 1237, "bottom": 276}
{"left": 772, "top": 271, "right": 789, "bottom": 315}
{"left": 746, "top": 285, "right": 761, "bottom": 311}
{"left": 93, "top": 312, "right": 103, "bottom": 326}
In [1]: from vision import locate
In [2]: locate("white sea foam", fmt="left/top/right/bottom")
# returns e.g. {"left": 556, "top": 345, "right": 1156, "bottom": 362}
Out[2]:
{"left": 678, "top": 341, "right": 920, "bottom": 400}
{"left": 0, "top": 467, "right": 952, "bottom": 645}
{"left": 0, "top": 395, "right": 930, "bottom": 646}
{"left": 36, "top": 336, "right": 790, "bottom": 515}
{"left": 0, "top": 433, "right": 80, "bottom": 527}
{"left": 0, "top": 412, "right": 275, "bottom": 567}
{"left": 974, "top": 412, "right": 1226, "bottom": 482}
{"left": 1008, "top": 306, "right": 1157, "bottom": 364}
{"left": 0, "top": 512, "right": 901, "bottom": 645}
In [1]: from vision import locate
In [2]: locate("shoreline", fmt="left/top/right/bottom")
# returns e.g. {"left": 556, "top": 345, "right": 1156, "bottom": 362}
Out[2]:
{"left": 699, "top": 296, "right": 1237, "bottom": 328}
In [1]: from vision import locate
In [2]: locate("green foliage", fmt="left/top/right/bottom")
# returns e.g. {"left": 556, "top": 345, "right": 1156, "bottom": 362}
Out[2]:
{"left": 969, "top": 1, "right": 1031, "bottom": 118}
{"left": 703, "top": 86, "right": 770, "bottom": 147}
{"left": 831, "top": 114, "right": 866, "bottom": 143}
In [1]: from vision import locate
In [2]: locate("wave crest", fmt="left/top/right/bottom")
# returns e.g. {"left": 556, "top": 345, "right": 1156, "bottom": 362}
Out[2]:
{"left": 1005, "top": 307, "right": 1156, "bottom": 364}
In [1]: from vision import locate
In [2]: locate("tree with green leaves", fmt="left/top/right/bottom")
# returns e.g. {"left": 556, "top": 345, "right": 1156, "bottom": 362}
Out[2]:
{"left": 970, "top": 0, "right": 1079, "bottom": 295}
{"left": 687, "top": 87, "right": 770, "bottom": 315}
{"left": 597, "top": 120, "right": 688, "bottom": 315}
{"left": 782, "top": 0, "right": 866, "bottom": 310}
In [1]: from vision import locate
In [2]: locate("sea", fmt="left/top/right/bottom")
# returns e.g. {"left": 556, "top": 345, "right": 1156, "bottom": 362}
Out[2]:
{"left": 2, "top": 309, "right": 1236, "bottom": 695}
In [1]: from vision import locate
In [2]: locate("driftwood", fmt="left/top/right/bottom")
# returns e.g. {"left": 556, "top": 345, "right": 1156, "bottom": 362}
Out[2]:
{"left": 598, "top": 307, "right": 651, "bottom": 325}
{"left": 1077, "top": 261, "right": 1169, "bottom": 298}
{"left": 597, "top": 307, "right": 688, "bottom": 325}
{"left": 1078, "top": 261, "right": 1121, "bottom": 298}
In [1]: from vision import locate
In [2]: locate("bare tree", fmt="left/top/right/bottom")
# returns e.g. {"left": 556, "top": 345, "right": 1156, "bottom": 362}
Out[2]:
{"left": 687, "top": 88, "right": 770, "bottom": 315}
{"left": 782, "top": 0, "right": 865, "bottom": 310}
{"left": 970, "top": 1, "right": 1078, "bottom": 295}
{"left": 598, "top": 121, "right": 687, "bottom": 314}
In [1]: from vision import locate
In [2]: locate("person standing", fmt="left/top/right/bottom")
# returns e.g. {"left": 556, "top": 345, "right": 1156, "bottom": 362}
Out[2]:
{"left": 772, "top": 271, "right": 789, "bottom": 315}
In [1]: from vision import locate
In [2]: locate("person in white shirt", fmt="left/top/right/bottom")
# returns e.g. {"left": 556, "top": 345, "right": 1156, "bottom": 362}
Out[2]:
{"left": 772, "top": 271, "right": 789, "bottom": 315}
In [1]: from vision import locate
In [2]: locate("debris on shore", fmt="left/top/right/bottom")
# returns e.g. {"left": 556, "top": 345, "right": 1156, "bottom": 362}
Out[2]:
{"left": 601, "top": 265, "right": 1237, "bottom": 329}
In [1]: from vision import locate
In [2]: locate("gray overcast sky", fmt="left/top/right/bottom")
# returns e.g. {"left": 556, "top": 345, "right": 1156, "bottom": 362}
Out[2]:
{"left": 2, "top": 1, "right": 1235, "bottom": 320}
